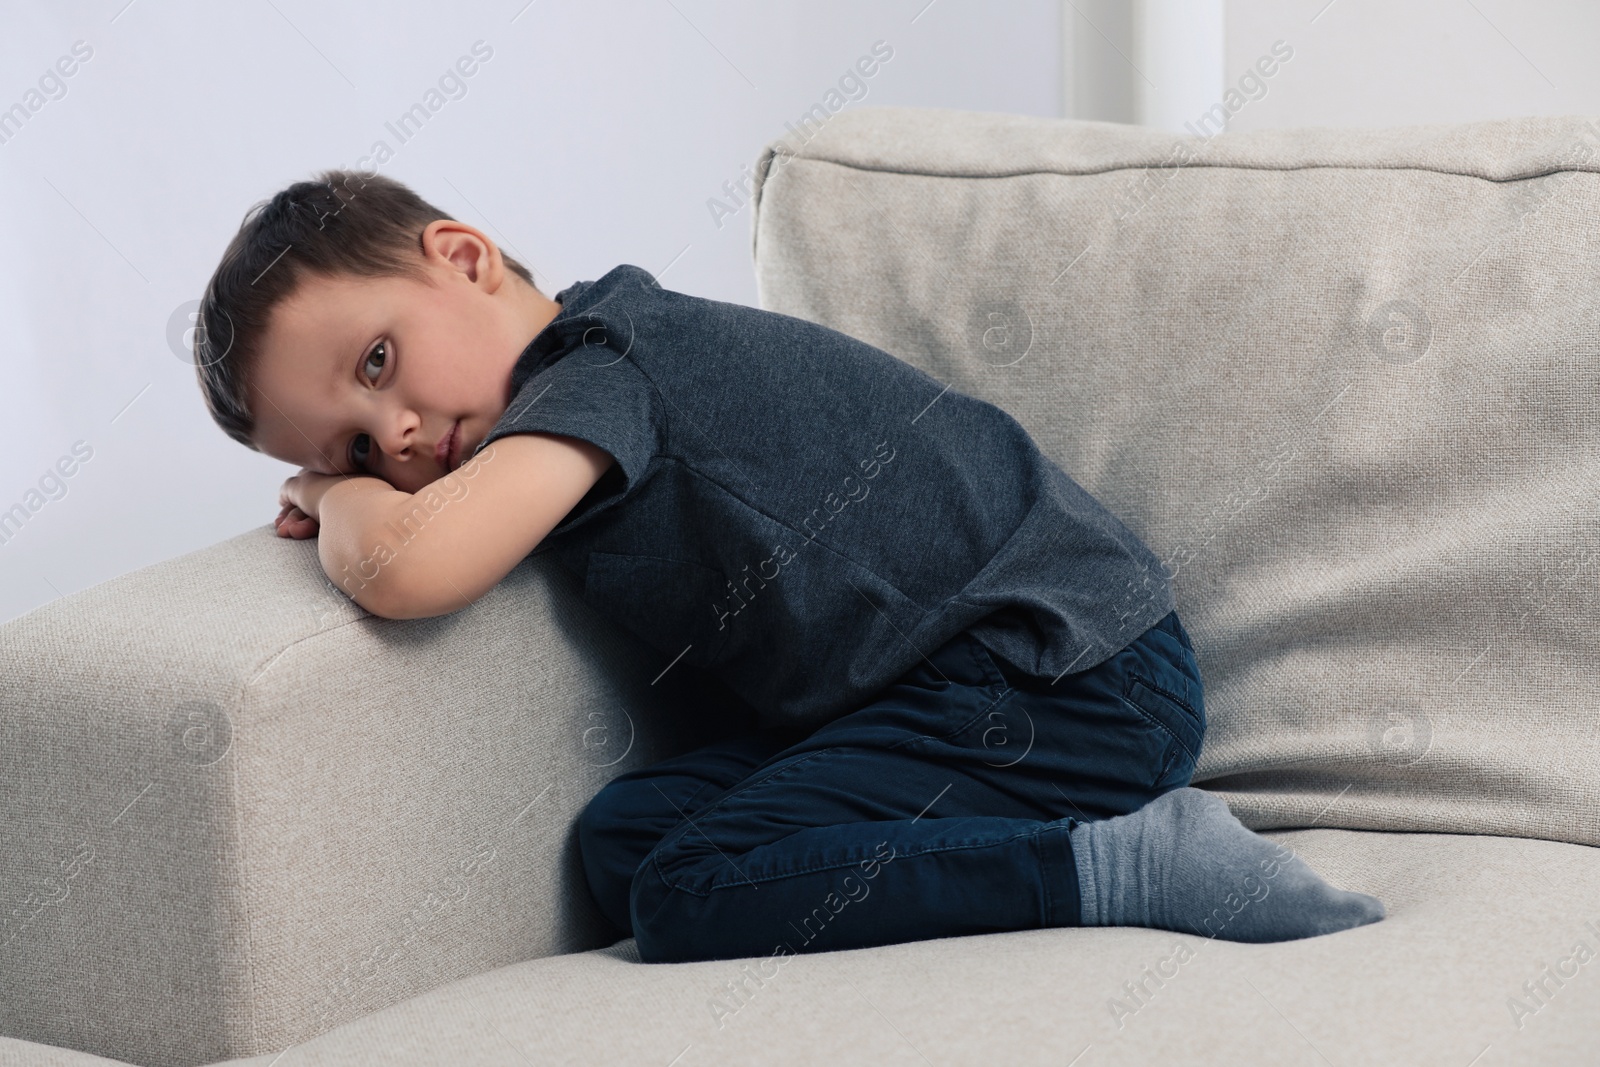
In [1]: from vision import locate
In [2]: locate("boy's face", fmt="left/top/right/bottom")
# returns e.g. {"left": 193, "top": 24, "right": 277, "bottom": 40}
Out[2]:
{"left": 248, "top": 219, "right": 557, "bottom": 495}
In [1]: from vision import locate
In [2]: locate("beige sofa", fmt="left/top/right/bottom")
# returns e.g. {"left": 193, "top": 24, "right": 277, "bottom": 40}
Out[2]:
{"left": 3, "top": 105, "right": 1598, "bottom": 1067}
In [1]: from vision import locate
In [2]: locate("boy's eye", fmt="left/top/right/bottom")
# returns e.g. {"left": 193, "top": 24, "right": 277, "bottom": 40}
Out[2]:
{"left": 363, "top": 340, "right": 387, "bottom": 383}
{"left": 347, "top": 340, "right": 387, "bottom": 471}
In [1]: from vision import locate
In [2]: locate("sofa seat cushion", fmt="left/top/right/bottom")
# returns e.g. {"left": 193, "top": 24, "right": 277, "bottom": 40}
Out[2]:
{"left": 204, "top": 827, "right": 1600, "bottom": 1067}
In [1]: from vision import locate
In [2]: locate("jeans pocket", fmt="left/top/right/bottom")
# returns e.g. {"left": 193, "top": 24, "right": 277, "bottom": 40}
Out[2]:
{"left": 1121, "top": 671, "right": 1204, "bottom": 789}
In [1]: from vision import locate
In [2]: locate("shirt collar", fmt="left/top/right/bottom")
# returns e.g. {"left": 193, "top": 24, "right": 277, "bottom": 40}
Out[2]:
{"left": 506, "top": 263, "right": 653, "bottom": 391}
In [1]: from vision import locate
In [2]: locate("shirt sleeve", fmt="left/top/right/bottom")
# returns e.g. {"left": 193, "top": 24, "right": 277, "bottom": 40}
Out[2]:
{"left": 470, "top": 351, "right": 660, "bottom": 539}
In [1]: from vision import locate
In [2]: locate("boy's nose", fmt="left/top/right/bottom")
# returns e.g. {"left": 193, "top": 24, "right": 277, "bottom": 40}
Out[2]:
{"left": 378, "top": 426, "right": 418, "bottom": 461}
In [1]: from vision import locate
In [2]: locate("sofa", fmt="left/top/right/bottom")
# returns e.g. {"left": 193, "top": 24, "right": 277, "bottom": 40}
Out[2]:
{"left": 3, "top": 104, "right": 1598, "bottom": 1067}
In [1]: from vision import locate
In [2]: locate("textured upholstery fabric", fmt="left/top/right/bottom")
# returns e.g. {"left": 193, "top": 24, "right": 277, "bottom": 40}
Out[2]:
{"left": 0, "top": 1037, "right": 138, "bottom": 1066}
{"left": 201, "top": 832, "right": 1600, "bottom": 1067}
{"left": 749, "top": 105, "right": 1600, "bottom": 848}
{"left": 0, "top": 528, "right": 740, "bottom": 1065}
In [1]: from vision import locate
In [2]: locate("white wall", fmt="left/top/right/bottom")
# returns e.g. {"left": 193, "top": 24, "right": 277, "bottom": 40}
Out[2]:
{"left": 1062, "top": 0, "right": 1226, "bottom": 129}
{"left": 1224, "top": 0, "right": 1598, "bottom": 132}
{"left": 1066, "top": 0, "right": 1599, "bottom": 134}
{"left": 1135, "top": 0, "right": 1227, "bottom": 134}
{"left": 0, "top": 0, "right": 1059, "bottom": 627}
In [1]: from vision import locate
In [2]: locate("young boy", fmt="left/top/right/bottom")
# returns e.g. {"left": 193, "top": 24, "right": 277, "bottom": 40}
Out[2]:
{"left": 195, "top": 169, "right": 1385, "bottom": 965}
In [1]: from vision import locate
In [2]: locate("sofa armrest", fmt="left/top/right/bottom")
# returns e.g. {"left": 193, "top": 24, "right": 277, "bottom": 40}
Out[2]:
{"left": 0, "top": 526, "right": 723, "bottom": 1067}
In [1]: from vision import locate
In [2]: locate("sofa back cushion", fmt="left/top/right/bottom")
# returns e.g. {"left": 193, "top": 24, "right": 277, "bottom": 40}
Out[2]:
{"left": 749, "top": 107, "right": 1600, "bottom": 847}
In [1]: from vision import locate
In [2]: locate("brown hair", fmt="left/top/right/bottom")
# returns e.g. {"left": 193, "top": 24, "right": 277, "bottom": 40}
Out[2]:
{"left": 192, "top": 168, "right": 539, "bottom": 452}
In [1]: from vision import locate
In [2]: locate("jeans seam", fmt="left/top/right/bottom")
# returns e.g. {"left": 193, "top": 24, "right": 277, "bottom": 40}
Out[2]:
{"left": 917, "top": 682, "right": 1017, "bottom": 748}
{"left": 962, "top": 632, "right": 1011, "bottom": 697}
{"left": 675, "top": 746, "right": 838, "bottom": 826}
{"left": 1153, "top": 744, "right": 1180, "bottom": 788}
{"left": 678, "top": 778, "right": 718, "bottom": 814}
{"left": 1036, "top": 824, "right": 1054, "bottom": 925}
{"left": 1118, "top": 690, "right": 1199, "bottom": 767}
{"left": 1127, "top": 669, "right": 1199, "bottom": 718}
{"left": 887, "top": 656, "right": 1015, "bottom": 746}
{"left": 655, "top": 823, "right": 1057, "bottom": 897}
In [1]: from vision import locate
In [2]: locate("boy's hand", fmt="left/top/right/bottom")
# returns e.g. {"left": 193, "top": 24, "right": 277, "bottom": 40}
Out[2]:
{"left": 275, "top": 501, "right": 319, "bottom": 539}
{"left": 275, "top": 468, "right": 344, "bottom": 539}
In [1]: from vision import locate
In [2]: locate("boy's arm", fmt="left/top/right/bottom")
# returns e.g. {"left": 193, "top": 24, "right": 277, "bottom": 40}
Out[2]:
{"left": 314, "top": 433, "right": 615, "bottom": 619}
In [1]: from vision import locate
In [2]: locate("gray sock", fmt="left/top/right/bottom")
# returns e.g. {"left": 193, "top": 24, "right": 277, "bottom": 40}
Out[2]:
{"left": 1068, "top": 786, "right": 1386, "bottom": 943}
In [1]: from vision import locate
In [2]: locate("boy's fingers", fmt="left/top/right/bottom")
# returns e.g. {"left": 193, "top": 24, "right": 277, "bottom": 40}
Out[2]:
{"left": 273, "top": 506, "right": 318, "bottom": 539}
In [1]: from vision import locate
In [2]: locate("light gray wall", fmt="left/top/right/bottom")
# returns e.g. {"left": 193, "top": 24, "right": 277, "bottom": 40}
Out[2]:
{"left": 0, "top": 0, "right": 1059, "bottom": 626}
{"left": 1062, "top": 0, "right": 1227, "bottom": 132}
{"left": 1223, "top": 0, "right": 1597, "bottom": 132}
{"left": 1068, "top": 0, "right": 1597, "bottom": 135}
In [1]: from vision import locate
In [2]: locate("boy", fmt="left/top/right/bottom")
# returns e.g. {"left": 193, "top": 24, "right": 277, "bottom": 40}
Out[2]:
{"left": 195, "top": 169, "right": 1385, "bottom": 964}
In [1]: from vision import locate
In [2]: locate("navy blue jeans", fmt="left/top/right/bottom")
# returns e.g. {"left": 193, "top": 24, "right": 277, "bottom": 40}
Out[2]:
{"left": 577, "top": 611, "right": 1205, "bottom": 963}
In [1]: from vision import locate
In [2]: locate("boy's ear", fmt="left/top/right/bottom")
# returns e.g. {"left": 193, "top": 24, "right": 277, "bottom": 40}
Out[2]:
{"left": 421, "top": 219, "right": 504, "bottom": 290}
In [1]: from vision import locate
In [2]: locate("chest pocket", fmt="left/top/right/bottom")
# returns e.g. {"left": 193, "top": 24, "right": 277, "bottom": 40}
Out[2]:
{"left": 581, "top": 551, "right": 734, "bottom": 669}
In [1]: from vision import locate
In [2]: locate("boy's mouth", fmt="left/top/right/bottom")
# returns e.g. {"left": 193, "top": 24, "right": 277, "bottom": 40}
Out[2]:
{"left": 435, "top": 420, "right": 460, "bottom": 470}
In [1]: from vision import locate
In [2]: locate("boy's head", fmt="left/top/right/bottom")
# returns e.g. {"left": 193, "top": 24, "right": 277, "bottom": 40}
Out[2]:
{"left": 194, "top": 168, "right": 559, "bottom": 493}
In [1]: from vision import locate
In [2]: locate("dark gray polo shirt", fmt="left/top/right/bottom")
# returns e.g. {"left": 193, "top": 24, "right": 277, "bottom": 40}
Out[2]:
{"left": 471, "top": 264, "right": 1175, "bottom": 731}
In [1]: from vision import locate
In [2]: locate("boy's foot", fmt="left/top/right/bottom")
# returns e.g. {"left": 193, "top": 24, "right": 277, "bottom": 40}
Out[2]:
{"left": 1068, "top": 786, "right": 1386, "bottom": 943}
